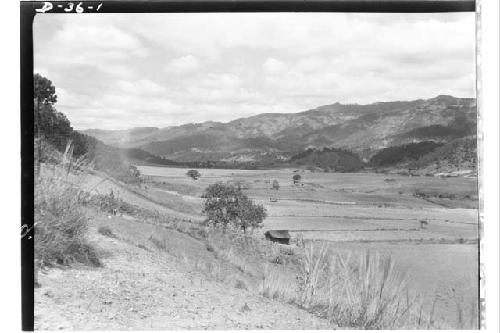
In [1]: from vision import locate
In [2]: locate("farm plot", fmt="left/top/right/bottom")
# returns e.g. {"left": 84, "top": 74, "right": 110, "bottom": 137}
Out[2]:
{"left": 258, "top": 199, "right": 477, "bottom": 223}
{"left": 137, "top": 166, "right": 479, "bottom": 242}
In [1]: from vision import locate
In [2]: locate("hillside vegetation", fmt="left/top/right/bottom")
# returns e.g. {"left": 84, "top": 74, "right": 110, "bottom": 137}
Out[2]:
{"left": 370, "top": 141, "right": 445, "bottom": 167}
{"left": 394, "top": 124, "right": 468, "bottom": 141}
{"left": 413, "top": 136, "right": 477, "bottom": 173}
{"left": 289, "top": 147, "right": 364, "bottom": 172}
{"left": 82, "top": 95, "right": 476, "bottom": 167}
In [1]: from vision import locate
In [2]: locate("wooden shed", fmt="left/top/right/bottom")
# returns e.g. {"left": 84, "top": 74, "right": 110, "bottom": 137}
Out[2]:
{"left": 265, "top": 230, "right": 291, "bottom": 245}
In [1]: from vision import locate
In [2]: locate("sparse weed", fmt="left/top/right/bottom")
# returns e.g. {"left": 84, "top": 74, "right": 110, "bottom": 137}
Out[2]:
{"left": 297, "top": 242, "right": 329, "bottom": 309}
{"left": 148, "top": 235, "right": 167, "bottom": 251}
{"left": 136, "top": 243, "right": 149, "bottom": 251}
{"left": 261, "top": 263, "right": 298, "bottom": 302}
{"left": 97, "top": 226, "right": 117, "bottom": 239}
{"left": 235, "top": 279, "right": 248, "bottom": 290}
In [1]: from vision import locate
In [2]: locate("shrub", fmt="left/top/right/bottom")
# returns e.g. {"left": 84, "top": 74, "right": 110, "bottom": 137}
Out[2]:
{"left": 235, "top": 280, "right": 248, "bottom": 290}
{"left": 202, "top": 182, "right": 266, "bottom": 233}
{"left": 137, "top": 244, "right": 149, "bottom": 251}
{"left": 293, "top": 174, "right": 301, "bottom": 184}
{"left": 186, "top": 169, "right": 201, "bottom": 180}
{"left": 85, "top": 191, "right": 138, "bottom": 215}
{"left": 129, "top": 165, "right": 140, "bottom": 178}
{"left": 272, "top": 180, "right": 280, "bottom": 190}
{"left": 270, "top": 255, "right": 285, "bottom": 265}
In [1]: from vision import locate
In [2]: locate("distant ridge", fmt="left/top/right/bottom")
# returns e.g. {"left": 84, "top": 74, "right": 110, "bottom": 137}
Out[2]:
{"left": 81, "top": 95, "right": 476, "bottom": 171}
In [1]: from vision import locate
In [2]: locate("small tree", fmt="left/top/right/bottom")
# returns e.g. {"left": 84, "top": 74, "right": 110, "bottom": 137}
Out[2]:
{"left": 34, "top": 73, "right": 58, "bottom": 106}
{"left": 187, "top": 169, "right": 201, "bottom": 180}
{"left": 202, "top": 182, "right": 266, "bottom": 233}
{"left": 272, "top": 179, "right": 280, "bottom": 190}
{"left": 129, "top": 165, "right": 140, "bottom": 178}
{"left": 293, "top": 174, "right": 301, "bottom": 185}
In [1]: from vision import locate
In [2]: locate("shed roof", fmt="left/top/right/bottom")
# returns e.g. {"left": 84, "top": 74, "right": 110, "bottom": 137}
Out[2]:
{"left": 265, "top": 230, "right": 291, "bottom": 239}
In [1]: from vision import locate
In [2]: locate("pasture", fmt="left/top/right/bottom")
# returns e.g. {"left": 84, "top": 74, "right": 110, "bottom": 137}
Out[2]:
{"left": 136, "top": 165, "right": 479, "bottom": 325}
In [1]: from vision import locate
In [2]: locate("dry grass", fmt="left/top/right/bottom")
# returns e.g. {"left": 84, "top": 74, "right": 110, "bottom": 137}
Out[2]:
{"left": 254, "top": 240, "right": 478, "bottom": 329}
{"left": 297, "top": 242, "right": 330, "bottom": 309}
{"left": 326, "top": 251, "right": 415, "bottom": 329}
{"left": 148, "top": 235, "right": 168, "bottom": 251}
{"left": 198, "top": 227, "right": 421, "bottom": 329}
{"left": 147, "top": 231, "right": 231, "bottom": 283}
{"left": 205, "top": 229, "right": 260, "bottom": 274}
{"left": 450, "top": 287, "right": 479, "bottom": 329}
{"left": 35, "top": 142, "right": 101, "bottom": 268}
{"left": 261, "top": 263, "right": 298, "bottom": 301}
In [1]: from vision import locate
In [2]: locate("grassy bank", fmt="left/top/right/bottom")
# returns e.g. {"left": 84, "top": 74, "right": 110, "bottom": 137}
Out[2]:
{"left": 34, "top": 146, "right": 101, "bottom": 269}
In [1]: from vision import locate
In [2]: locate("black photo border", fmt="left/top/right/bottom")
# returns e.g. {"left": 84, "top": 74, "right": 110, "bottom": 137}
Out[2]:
{"left": 20, "top": 0, "right": 477, "bottom": 330}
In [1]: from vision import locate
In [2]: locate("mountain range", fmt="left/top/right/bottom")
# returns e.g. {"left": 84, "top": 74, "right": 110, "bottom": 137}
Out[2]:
{"left": 82, "top": 95, "right": 476, "bottom": 169}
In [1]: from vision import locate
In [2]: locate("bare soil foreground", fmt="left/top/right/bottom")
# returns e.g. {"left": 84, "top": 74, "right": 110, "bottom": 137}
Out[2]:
{"left": 35, "top": 166, "right": 479, "bottom": 329}
{"left": 35, "top": 211, "right": 329, "bottom": 330}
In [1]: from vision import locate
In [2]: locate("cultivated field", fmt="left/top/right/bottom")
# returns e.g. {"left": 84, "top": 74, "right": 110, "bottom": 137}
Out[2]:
{"left": 136, "top": 165, "right": 479, "bottom": 325}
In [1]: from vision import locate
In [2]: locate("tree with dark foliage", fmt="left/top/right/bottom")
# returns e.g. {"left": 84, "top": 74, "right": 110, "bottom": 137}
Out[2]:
{"left": 129, "top": 165, "right": 141, "bottom": 178}
{"left": 187, "top": 169, "right": 201, "bottom": 180}
{"left": 202, "top": 182, "right": 266, "bottom": 233}
{"left": 34, "top": 73, "right": 57, "bottom": 106}
{"left": 34, "top": 73, "right": 74, "bottom": 151}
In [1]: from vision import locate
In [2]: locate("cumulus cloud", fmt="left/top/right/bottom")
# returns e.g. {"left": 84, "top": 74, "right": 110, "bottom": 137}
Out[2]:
{"left": 33, "top": 12, "right": 475, "bottom": 130}
{"left": 117, "top": 79, "right": 166, "bottom": 95}
{"left": 164, "top": 55, "right": 201, "bottom": 75}
{"left": 263, "top": 58, "right": 287, "bottom": 74}
{"left": 34, "top": 14, "right": 148, "bottom": 79}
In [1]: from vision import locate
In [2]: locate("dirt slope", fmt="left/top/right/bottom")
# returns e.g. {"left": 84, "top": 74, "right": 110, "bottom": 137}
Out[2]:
{"left": 35, "top": 218, "right": 331, "bottom": 330}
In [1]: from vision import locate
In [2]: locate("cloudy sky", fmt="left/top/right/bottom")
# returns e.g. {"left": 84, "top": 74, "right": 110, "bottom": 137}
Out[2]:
{"left": 34, "top": 12, "right": 475, "bottom": 130}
